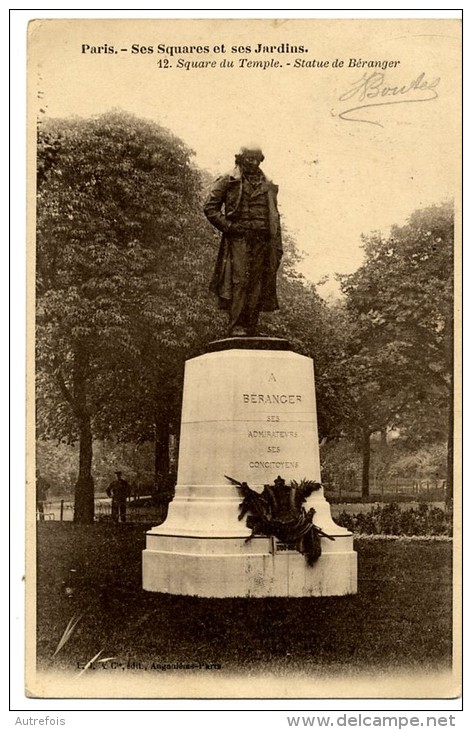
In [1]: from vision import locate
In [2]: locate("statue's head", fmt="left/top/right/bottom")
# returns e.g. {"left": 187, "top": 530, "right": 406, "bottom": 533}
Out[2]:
{"left": 274, "top": 475, "right": 286, "bottom": 488}
{"left": 235, "top": 145, "right": 264, "bottom": 173}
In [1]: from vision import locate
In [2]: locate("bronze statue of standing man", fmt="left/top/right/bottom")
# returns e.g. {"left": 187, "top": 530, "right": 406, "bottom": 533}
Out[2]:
{"left": 204, "top": 146, "right": 283, "bottom": 337}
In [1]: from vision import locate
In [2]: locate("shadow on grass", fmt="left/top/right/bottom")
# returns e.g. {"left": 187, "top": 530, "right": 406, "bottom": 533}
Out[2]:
{"left": 36, "top": 523, "right": 452, "bottom": 676}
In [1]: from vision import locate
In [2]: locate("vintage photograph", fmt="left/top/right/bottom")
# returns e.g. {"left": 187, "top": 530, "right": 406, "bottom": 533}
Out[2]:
{"left": 26, "top": 16, "right": 461, "bottom": 700}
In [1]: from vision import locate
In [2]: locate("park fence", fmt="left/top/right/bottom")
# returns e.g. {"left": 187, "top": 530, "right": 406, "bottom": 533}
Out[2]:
{"left": 324, "top": 478, "right": 446, "bottom": 503}
{"left": 36, "top": 496, "right": 169, "bottom": 524}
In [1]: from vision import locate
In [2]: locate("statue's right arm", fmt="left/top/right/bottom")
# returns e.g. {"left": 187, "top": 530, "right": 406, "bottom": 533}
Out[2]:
{"left": 203, "top": 176, "right": 232, "bottom": 233}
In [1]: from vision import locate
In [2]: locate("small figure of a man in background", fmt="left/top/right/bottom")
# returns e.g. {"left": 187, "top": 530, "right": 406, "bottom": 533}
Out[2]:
{"left": 106, "top": 470, "right": 130, "bottom": 523}
{"left": 36, "top": 469, "right": 50, "bottom": 520}
{"left": 204, "top": 145, "right": 283, "bottom": 337}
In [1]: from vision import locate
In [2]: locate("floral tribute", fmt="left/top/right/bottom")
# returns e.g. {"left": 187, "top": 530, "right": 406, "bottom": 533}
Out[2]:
{"left": 225, "top": 475, "right": 334, "bottom": 565}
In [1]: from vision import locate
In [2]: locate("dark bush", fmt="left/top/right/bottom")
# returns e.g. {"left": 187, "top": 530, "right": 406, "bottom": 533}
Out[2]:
{"left": 336, "top": 502, "right": 452, "bottom": 536}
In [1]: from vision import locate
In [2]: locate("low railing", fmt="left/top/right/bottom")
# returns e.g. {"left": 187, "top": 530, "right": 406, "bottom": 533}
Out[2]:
{"left": 37, "top": 496, "right": 169, "bottom": 524}
{"left": 324, "top": 479, "right": 446, "bottom": 503}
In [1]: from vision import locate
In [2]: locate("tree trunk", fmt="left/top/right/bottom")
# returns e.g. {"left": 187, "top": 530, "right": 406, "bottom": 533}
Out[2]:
{"left": 380, "top": 427, "right": 388, "bottom": 446}
{"left": 74, "top": 414, "right": 95, "bottom": 523}
{"left": 73, "top": 347, "right": 95, "bottom": 524}
{"left": 361, "top": 430, "right": 371, "bottom": 499}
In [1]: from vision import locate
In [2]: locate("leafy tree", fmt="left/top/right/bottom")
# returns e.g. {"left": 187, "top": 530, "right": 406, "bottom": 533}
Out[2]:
{"left": 36, "top": 111, "right": 216, "bottom": 522}
{"left": 339, "top": 201, "right": 454, "bottom": 499}
{"left": 330, "top": 308, "right": 416, "bottom": 496}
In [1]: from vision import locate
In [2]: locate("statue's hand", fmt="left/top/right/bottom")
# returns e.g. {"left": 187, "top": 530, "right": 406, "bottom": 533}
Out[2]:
{"left": 227, "top": 222, "right": 246, "bottom": 237}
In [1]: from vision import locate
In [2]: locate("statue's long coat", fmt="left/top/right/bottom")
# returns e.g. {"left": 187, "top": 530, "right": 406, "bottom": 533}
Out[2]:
{"left": 204, "top": 166, "right": 283, "bottom": 311}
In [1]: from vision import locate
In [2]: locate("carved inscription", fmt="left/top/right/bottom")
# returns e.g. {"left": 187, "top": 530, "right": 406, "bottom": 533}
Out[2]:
{"left": 249, "top": 460, "right": 299, "bottom": 469}
{"left": 247, "top": 430, "right": 298, "bottom": 438}
{"left": 242, "top": 388, "right": 304, "bottom": 472}
{"left": 242, "top": 394, "right": 302, "bottom": 405}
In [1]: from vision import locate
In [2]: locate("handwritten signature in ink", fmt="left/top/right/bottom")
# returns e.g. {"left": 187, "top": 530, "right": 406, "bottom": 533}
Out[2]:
{"left": 338, "top": 71, "right": 441, "bottom": 127}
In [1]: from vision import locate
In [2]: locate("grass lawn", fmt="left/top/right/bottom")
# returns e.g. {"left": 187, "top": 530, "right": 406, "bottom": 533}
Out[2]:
{"left": 36, "top": 523, "right": 453, "bottom": 680}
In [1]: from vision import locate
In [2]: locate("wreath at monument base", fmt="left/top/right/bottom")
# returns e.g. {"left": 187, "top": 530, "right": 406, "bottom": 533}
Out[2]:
{"left": 225, "top": 475, "right": 335, "bottom": 566}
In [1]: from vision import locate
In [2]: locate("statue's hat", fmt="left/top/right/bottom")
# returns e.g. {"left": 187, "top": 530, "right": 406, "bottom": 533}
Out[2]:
{"left": 236, "top": 144, "right": 264, "bottom": 162}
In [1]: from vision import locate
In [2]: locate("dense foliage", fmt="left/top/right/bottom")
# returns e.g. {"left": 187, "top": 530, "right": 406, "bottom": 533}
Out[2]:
{"left": 337, "top": 202, "right": 454, "bottom": 497}
{"left": 336, "top": 502, "right": 452, "bottom": 537}
{"left": 36, "top": 111, "right": 217, "bottom": 521}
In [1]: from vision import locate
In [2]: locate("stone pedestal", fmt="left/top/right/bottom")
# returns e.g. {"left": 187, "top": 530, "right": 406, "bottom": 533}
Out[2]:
{"left": 143, "top": 338, "right": 357, "bottom": 597}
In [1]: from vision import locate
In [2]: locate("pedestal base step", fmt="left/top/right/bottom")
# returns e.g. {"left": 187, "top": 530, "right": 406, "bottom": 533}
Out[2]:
{"left": 142, "top": 533, "right": 357, "bottom": 598}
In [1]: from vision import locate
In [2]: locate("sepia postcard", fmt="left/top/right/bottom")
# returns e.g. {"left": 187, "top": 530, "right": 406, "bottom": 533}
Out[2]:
{"left": 24, "top": 15, "right": 462, "bottom": 702}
